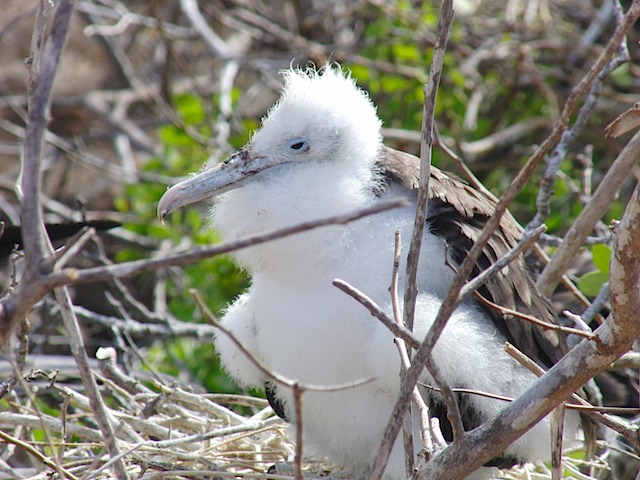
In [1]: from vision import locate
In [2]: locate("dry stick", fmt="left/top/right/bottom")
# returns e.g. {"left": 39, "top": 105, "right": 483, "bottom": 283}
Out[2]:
{"left": 406, "top": 3, "right": 468, "bottom": 443}
{"left": 55, "top": 289, "right": 130, "bottom": 480}
{"left": 390, "top": 231, "right": 437, "bottom": 468}
{"left": 380, "top": 2, "right": 454, "bottom": 478}
{"left": 504, "top": 343, "right": 640, "bottom": 449}
{"left": 527, "top": 47, "right": 627, "bottom": 232}
{"left": 438, "top": 116, "right": 601, "bottom": 319}
{"left": 448, "top": 216, "right": 594, "bottom": 340}
{"left": 550, "top": 404, "right": 565, "bottom": 480}
{"left": 0, "top": 429, "right": 79, "bottom": 480}
{"left": 422, "top": 381, "right": 639, "bottom": 415}
{"left": 4, "top": 350, "right": 70, "bottom": 480}
{"left": 402, "top": 0, "right": 453, "bottom": 332}
{"left": 292, "top": 383, "right": 304, "bottom": 480}
{"left": 0, "top": 197, "right": 407, "bottom": 337}
{"left": 334, "top": 277, "right": 463, "bottom": 468}
{"left": 56, "top": 227, "right": 97, "bottom": 268}
{"left": 533, "top": 243, "right": 596, "bottom": 315}
{"left": 17, "top": 2, "right": 127, "bottom": 479}
{"left": 179, "top": 0, "right": 232, "bottom": 58}
{"left": 68, "top": 198, "right": 406, "bottom": 285}
{"left": 1, "top": 0, "right": 62, "bottom": 338}
{"left": 21, "top": 0, "right": 63, "bottom": 264}
{"left": 390, "top": 231, "right": 415, "bottom": 476}
{"left": 439, "top": 124, "right": 600, "bottom": 321}
{"left": 537, "top": 128, "right": 640, "bottom": 297}
{"left": 192, "top": 290, "right": 374, "bottom": 396}
{"left": 459, "top": 224, "right": 546, "bottom": 299}
{"left": 382, "top": 3, "right": 640, "bottom": 478}
{"left": 333, "top": 279, "right": 420, "bottom": 351}
{"left": 473, "top": 293, "right": 596, "bottom": 341}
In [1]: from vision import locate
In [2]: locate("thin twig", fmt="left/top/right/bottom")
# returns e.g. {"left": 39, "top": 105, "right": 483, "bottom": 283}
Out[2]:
{"left": 473, "top": 293, "right": 596, "bottom": 340}
{"left": 504, "top": 342, "right": 640, "bottom": 448}
{"left": 53, "top": 286, "right": 129, "bottom": 479}
{"left": 56, "top": 198, "right": 406, "bottom": 285}
{"left": 332, "top": 278, "right": 420, "bottom": 350}
{"left": 402, "top": 0, "right": 453, "bottom": 332}
{"left": 373, "top": 3, "right": 454, "bottom": 477}
{"left": 459, "top": 224, "right": 546, "bottom": 300}
{"left": 0, "top": 429, "right": 80, "bottom": 480}
{"left": 0, "top": 198, "right": 407, "bottom": 338}
{"left": 191, "top": 289, "right": 374, "bottom": 394}
{"left": 179, "top": 0, "right": 232, "bottom": 58}
{"left": 390, "top": 231, "right": 415, "bottom": 476}
{"left": 527, "top": 45, "right": 628, "bottom": 231}
{"left": 537, "top": 129, "right": 640, "bottom": 296}
{"left": 292, "top": 383, "right": 303, "bottom": 480}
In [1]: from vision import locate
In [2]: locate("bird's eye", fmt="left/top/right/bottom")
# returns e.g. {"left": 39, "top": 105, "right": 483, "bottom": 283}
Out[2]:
{"left": 288, "top": 138, "right": 309, "bottom": 152}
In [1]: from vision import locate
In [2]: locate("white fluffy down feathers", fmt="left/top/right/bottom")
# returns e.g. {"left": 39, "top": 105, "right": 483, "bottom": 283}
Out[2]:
{"left": 208, "top": 66, "right": 578, "bottom": 479}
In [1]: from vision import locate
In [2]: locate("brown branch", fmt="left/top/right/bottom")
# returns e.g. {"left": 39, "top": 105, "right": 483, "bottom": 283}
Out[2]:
{"left": 371, "top": 2, "right": 454, "bottom": 477}
{"left": 53, "top": 287, "right": 128, "bottom": 480}
{"left": 332, "top": 278, "right": 420, "bottom": 351}
{"left": 537, "top": 129, "right": 640, "bottom": 297}
{"left": 179, "top": 0, "right": 233, "bottom": 58}
{"left": 402, "top": 0, "right": 452, "bottom": 332}
{"left": 473, "top": 292, "right": 596, "bottom": 341}
{"left": 390, "top": 231, "right": 416, "bottom": 476}
{"left": 505, "top": 342, "right": 640, "bottom": 449}
{"left": 459, "top": 224, "right": 546, "bottom": 300}
{"left": 292, "top": 383, "right": 304, "bottom": 480}
{"left": 0, "top": 197, "right": 407, "bottom": 341}
{"left": 191, "top": 289, "right": 374, "bottom": 394}
{"left": 412, "top": 2, "right": 640, "bottom": 477}
{"left": 0, "top": 429, "right": 79, "bottom": 480}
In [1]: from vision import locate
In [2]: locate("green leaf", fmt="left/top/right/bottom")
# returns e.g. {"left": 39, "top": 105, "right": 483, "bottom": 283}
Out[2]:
{"left": 391, "top": 44, "right": 420, "bottom": 63}
{"left": 577, "top": 271, "right": 608, "bottom": 297}
{"left": 158, "top": 125, "right": 194, "bottom": 147}
{"left": 174, "top": 93, "right": 206, "bottom": 125}
{"left": 591, "top": 243, "right": 611, "bottom": 273}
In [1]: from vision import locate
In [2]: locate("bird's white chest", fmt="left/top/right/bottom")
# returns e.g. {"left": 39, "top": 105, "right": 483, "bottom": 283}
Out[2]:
{"left": 219, "top": 198, "right": 456, "bottom": 382}
{"left": 250, "top": 277, "right": 380, "bottom": 383}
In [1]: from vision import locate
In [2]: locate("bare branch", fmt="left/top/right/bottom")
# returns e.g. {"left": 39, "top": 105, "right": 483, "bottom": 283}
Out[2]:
{"left": 459, "top": 224, "right": 546, "bottom": 299}
{"left": 53, "top": 286, "right": 128, "bottom": 480}
{"left": 0, "top": 198, "right": 407, "bottom": 340}
{"left": 192, "top": 289, "right": 374, "bottom": 394}
{"left": 179, "top": 0, "right": 233, "bottom": 59}
{"left": 473, "top": 293, "right": 596, "bottom": 341}
{"left": 373, "top": 3, "right": 454, "bottom": 477}
{"left": 537, "top": 129, "right": 640, "bottom": 296}
{"left": 527, "top": 44, "right": 628, "bottom": 232}
{"left": 402, "top": 0, "right": 453, "bottom": 332}
{"left": 0, "top": 429, "right": 79, "bottom": 480}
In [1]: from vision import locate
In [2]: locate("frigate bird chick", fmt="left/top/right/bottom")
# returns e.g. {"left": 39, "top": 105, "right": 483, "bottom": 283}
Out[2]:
{"left": 158, "top": 66, "right": 579, "bottom": 479}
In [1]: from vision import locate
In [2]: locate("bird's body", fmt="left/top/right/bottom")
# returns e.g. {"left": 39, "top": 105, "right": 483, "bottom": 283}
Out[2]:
{"left": 159, "top": 67, "right": 578, "bottom": 478}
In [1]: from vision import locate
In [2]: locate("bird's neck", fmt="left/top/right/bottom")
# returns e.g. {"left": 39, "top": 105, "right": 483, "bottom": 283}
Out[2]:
{"left": 210, "top": 160, "right": 379, "bottom": 280}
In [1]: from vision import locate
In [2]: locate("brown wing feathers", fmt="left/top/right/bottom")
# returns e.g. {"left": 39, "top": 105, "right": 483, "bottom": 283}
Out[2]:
{"left": 377, "top": 146, "right": 566, "bottom": 367}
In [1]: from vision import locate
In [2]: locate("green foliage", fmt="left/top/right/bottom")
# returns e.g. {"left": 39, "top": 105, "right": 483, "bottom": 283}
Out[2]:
{"left": 117, "top": 92, "right": 248, "bottom": 393}
{"left": 577, "top": 244, "right": 611, "bottom": 297}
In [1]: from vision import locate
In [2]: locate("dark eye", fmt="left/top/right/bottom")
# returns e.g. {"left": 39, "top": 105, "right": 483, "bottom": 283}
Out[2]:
{"left": 288, "top": 137, "right": 309, "bottom": 152}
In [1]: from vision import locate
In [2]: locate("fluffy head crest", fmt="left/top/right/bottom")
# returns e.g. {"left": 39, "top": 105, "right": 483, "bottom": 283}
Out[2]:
{"left": 252, "top": 65, "right": 383, "bottom": 165}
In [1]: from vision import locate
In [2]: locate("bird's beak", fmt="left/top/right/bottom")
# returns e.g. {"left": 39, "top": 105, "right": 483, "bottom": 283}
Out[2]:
{"left": 157, "top": 148, "right": 280, "bottom": 220}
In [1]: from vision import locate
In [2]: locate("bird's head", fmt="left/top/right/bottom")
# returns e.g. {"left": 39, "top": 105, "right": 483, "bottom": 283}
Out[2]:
{"left": 158, "top": 66, "right": 382, "bottom": 220}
